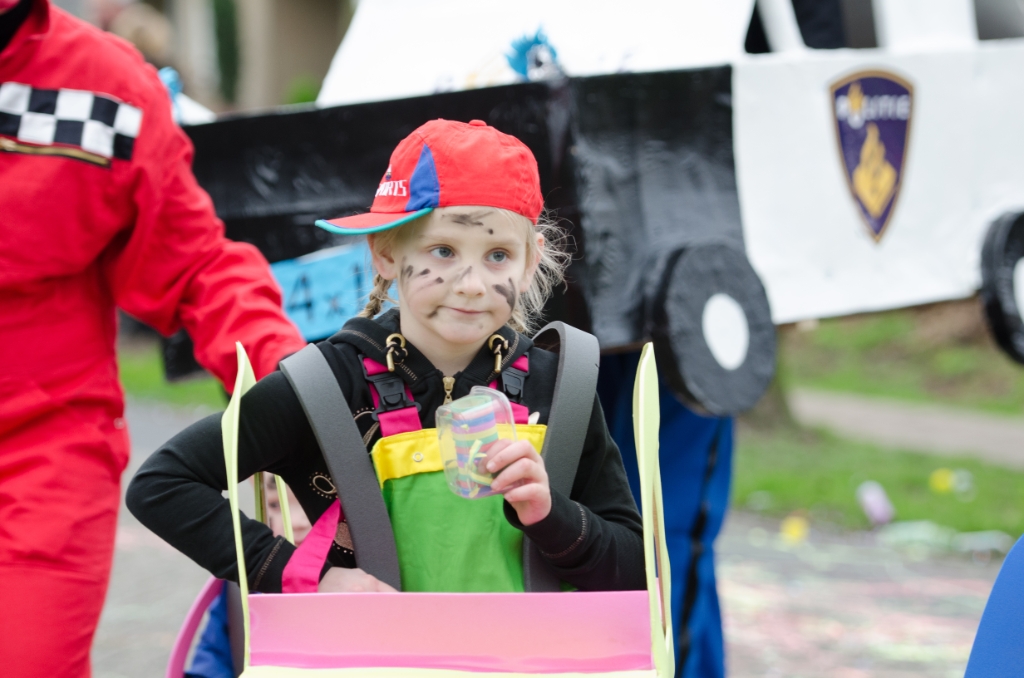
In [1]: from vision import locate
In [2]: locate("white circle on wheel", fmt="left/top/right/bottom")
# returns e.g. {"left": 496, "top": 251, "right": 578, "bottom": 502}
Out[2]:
{"left": 702, "top": 293, "right": 750, "bottom": 371}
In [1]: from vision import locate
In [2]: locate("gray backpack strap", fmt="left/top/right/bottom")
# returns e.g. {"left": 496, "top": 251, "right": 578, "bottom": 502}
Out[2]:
{"left": 522, "top": 321, "right": 601, "bottom": 592}
{"left": 280, "top": 345, "right": 402, "bottom": 591}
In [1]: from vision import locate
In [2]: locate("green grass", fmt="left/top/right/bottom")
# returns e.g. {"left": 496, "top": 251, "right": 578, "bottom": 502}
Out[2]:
{"left": 733, "top": 424, "right": 1024, "bottom": 536}
{"left": 781, "top": 301, "right": 1024, "bottom": 416}
{"left": 118, "top": 342, "right": 226, "bottom": 410}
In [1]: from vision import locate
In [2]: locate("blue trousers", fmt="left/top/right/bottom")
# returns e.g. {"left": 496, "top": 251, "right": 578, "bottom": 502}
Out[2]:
{"left": 597, "top": 352, "right": 733, "bottom": 678}
{"left": 187, "top": 586, "right": 234, "bottom": 678}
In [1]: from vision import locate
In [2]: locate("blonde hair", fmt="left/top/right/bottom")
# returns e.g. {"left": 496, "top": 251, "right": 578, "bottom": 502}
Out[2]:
{"left": 360, "top": 208, "right": 570, "bottom": 335}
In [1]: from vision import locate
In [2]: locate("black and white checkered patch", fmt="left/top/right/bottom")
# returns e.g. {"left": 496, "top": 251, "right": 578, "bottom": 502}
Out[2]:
{"left": 0, "top": 82, "right": 142, "bottom": 161}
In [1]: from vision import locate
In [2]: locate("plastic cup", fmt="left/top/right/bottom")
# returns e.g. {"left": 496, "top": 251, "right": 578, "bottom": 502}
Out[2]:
{"left": 437, "top": 387, "right": 517, "bottom": 499}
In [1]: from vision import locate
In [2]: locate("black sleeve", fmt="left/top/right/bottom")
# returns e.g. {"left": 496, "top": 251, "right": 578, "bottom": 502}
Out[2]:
{"left": 504, "top": 395, "right": 646, "bottom": 591}
{"left": 126, "top": 369, "right": 320, "bottom": 593}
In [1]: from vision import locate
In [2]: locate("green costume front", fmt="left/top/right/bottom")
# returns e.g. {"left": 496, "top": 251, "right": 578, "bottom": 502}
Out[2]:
{"left": 370, "top": 425, "right": 548, "bottom": 592}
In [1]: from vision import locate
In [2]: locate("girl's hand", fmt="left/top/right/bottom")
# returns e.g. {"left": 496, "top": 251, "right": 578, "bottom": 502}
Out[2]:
{"left": 318, "top": 566, "right": 398, "bottom": 593}
{"left": 486, "top": 439, "right": 551, "bottom": 526}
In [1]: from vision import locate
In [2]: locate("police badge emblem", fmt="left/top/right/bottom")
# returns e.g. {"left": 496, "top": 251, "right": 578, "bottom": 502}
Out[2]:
{"left": 831, "top": 70, "right": 913, "bottom": 241}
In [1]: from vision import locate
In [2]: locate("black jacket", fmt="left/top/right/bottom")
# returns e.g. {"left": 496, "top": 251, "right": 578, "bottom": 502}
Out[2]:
{"left": 127, "top": 310, "right": 645, "bottom": 592}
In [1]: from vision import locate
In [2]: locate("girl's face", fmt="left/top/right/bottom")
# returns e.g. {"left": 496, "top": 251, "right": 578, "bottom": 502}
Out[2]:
{"left": 373, "top": 207, "right": 542, "bottom": 355}
{"left": 263, "top": 476, "right": 312, "bottom": 545}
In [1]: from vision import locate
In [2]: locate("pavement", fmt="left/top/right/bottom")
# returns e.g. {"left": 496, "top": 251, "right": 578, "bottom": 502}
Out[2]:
{"left": 92, "top": 399, "right": 253, "bottom": 678}
{"left": 92, "top": 394, "right": 1007, "bottom": 677}
{"left": 789, "top": 388, "right": 1024, "bottom": 468}
{"left": 719, "top": 511, "right": 999, "bottom": 678}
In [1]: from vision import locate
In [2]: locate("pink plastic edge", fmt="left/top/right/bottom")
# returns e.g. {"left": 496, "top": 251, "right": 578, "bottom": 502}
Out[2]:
{"left": 248, "top": 590, "right": 652, "bottom": 673}
{"left": 166, "top": 577, "right": 225, "bottom": 678}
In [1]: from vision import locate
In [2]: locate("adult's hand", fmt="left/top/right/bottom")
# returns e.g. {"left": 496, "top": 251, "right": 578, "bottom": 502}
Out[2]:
{"left": 318, "top": 567, "right": 398, "bottom": 593}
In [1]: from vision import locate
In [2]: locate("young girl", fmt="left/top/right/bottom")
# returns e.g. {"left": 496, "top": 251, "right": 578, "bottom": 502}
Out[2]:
{"left": 127, "top": 119, "right": 645, "bottom": 595}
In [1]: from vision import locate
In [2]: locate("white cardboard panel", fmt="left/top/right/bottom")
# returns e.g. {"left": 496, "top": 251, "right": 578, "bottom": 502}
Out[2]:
{"left": 318, "top": 0, "right": 753, "bottom": 106}
{"left": 973, "top": 40, "right": 1024, "bottom": 229}
{"left": 733, "top": 46, "right": 1024, "bottom": 323}
{"left": 319, "top": 1, "right": 1024, "bottom": 327}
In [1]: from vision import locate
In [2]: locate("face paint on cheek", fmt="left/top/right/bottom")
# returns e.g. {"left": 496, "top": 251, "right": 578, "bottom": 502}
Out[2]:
{"left": 493, "top": 278, "right": 517, "bottom": 310}
{"left": 395, "top": 258, "right": 414, "bottom": 292}
{"left": 408, "top": 273, "right": 445, "bottom": 296}
{"left": 405, "top": 271, "right": 442, "bottom": 302}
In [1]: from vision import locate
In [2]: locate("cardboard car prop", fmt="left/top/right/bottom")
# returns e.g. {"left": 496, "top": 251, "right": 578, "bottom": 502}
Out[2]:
{"left": 162, "top": 0, "right": 1024, "bottom": 416}
{"left": 163, "top": 67, "right": 775, "bottom": 416}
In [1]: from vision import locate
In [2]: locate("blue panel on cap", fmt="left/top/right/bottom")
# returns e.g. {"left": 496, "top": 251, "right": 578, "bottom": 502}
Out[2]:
{"left": 405, "top": 144, "right": 440, "bottom": 211}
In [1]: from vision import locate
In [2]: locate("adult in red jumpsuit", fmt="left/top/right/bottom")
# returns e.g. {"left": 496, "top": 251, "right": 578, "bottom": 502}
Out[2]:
{"left": 0, "top": 1, "right": 307, "bottom": 675}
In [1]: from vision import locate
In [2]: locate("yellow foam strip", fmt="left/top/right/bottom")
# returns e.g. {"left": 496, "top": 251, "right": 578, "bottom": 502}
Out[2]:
{"left": 254, "top": 472, "right": 268, "bottom": 525}
{"left": 634, "top": 344, "right": 675, "bottom": 678}
{"left": 222, "top": 342, "right": 258, "bottom": 670}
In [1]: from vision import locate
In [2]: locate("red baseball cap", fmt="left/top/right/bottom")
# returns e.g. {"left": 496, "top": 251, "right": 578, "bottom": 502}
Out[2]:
{"left": 315, "top": 119, "right": 543, "bottom": 235}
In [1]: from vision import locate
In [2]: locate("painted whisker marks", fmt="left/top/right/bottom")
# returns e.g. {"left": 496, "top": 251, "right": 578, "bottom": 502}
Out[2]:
{"left": 493, "top": 278, "right": 517, "bottom": 310}
{"left": 398, "top": 258, "right": 414, "bottom": 284}
{"left": 446, "top": 210, "right": 492, "bottom": 227}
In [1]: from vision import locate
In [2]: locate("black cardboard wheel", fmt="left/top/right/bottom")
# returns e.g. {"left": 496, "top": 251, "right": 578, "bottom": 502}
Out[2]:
{"left": 981, "top": 212, "right": 1024, "bottom": 365}
{"left": 651, "top": 243, "right": 776, "bottom": 416}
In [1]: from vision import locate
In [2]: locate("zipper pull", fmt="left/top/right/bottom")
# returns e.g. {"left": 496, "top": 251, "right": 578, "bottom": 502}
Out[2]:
{"left": 443, "top": 376, "right": 455, "bottom": 404}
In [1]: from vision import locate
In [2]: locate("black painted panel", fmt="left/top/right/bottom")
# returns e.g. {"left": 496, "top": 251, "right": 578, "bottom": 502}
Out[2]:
{"left": 170, "top": 67, "right": 761, "bottom": 413}
{"left": 186, "top": 84, "right": 556, "bottom": 263}
{"left": 569, "top": 67, "right": 743, "bottom": 347}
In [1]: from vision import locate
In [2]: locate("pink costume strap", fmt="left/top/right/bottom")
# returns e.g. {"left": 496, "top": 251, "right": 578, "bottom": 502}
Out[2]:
{"left": 362, "top": 357, "right": 392, "bottom": 377}
{"left": 363, "top": 357, "right": 422, "bottom": 437}
{"left": 378, "top": 408, "right": 422, "bottom": 437}
{"left": 508, "top": 402, "right": 530, "bottom": 425}
{"left": 281, "top": 499, "right": 342, "bottom": 593}
{"left": 490, "top": 355, "right": 530, "bottom": 424}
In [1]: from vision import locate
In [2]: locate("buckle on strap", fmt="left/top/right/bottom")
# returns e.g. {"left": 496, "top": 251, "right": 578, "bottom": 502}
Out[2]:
{"left": 501, "top": 366, "right": 528, "bottom": 403}
{"left": 362, "top": 357, "right": 421, "bottom": 418}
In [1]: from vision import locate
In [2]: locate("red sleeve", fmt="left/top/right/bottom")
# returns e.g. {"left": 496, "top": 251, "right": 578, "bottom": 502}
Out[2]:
{"left": 102, "top": 70, "right": 306, "bottom": 385}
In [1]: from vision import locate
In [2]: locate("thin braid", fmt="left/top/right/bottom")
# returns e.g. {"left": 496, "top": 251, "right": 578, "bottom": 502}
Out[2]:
{"left": 359, "top": 274, "right": 393, "bottom": 318}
